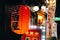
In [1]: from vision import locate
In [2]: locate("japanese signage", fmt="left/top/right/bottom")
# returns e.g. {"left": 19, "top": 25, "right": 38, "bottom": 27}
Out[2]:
{"left": 51, "top": 22, "right": 57, "bottom": 38}
{"left": 11, "top": 5, "right": 30, "bottom": 34}
{"left": 46, "top": 0, "right": 56, "bottom": 38}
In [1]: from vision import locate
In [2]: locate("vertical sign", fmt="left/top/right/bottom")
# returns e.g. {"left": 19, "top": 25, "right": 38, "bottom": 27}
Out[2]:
{"left": 46, "top": 0, "right": 56, "bottom": 39}
{"left": 51, "top": 22, "right": 57, "bottom": 38}
{"left": 11, "top": 5, "right": 30, "bottom": 34}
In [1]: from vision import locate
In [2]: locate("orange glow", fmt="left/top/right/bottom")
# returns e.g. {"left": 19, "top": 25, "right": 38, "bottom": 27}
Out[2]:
{"left": 35, "top": 32, "right": 39, "bottom": 35}
{"left": 30, "top": 32, "right": 34, "bottom": 35}
{"left": 38, "top": 15, "right": 43, "bottom": 20}
{"left": 38, "top": 10, "right": 44, "bottom": 25}
{"left": 26, "top": 32, "right": 29, "bottom": 34}
{"left": 11, "top": 5, "right": 30, "bottom": 34}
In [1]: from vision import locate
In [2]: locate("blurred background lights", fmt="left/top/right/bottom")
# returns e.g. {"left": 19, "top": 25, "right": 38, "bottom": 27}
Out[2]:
{"left": 40, "top": 26, "right": 43, "bottom": 29}
{"left": 38, "top": 15, "right": 43, "bottom": 20}
{"left": 42, "top": 30, "right": 45, "bottom": 32}
{"left": 29, "top": 25, "right": 37, "bottom": 29}
{"left": 42, "top": 35, "right": 45, "bottom": 38}
{"left": 33, "top": 6, "right": 39, "bottom": 11}
{"left": 46, "top": 0, "right": 49, "bottom": 4}
{"left": 35, "top": 32, "right": 39, "bottom": 35}
{"left": 30, "top": 32, "right": 34, "bottom": 35}
{"left": 26, "top": 32, "right": 29, "bottom": 34}
{"left": 42, "top": 39, "right": 45, "bottom": 40}
{"left": 41, "top": 6, "right": 46, "bottom": 13}
{"left": 42, "top": 27, "right": 45, "bottom": 29}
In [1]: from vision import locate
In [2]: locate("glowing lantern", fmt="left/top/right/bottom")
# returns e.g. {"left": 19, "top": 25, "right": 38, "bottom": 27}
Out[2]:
{"left": 11, "top": 5, "right": 30, "bottom": 34}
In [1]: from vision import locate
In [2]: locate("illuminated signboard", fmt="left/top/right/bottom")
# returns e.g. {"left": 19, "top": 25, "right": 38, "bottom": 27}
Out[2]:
{"left": 46, "top": 0, "right": 56, "bottom": 39}
{"left": 54, "top": 17, "right": 60, "bottom": 21}
{"left": 11, "top": 5, "right": 30, "bottom": 34}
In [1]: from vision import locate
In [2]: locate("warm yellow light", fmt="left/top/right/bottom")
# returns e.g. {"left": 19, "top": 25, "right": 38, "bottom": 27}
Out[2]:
{"left": 30, "top": 32, "right": 34, "bottom": 35}
{"left": 26, "top": 32, "right": 29, "bottom": 34}
{"left": 35, "top": 32, "right": 39, "bottom": 35}
{"left": 38, "top": 15, "right": 43, "bottom": 20}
